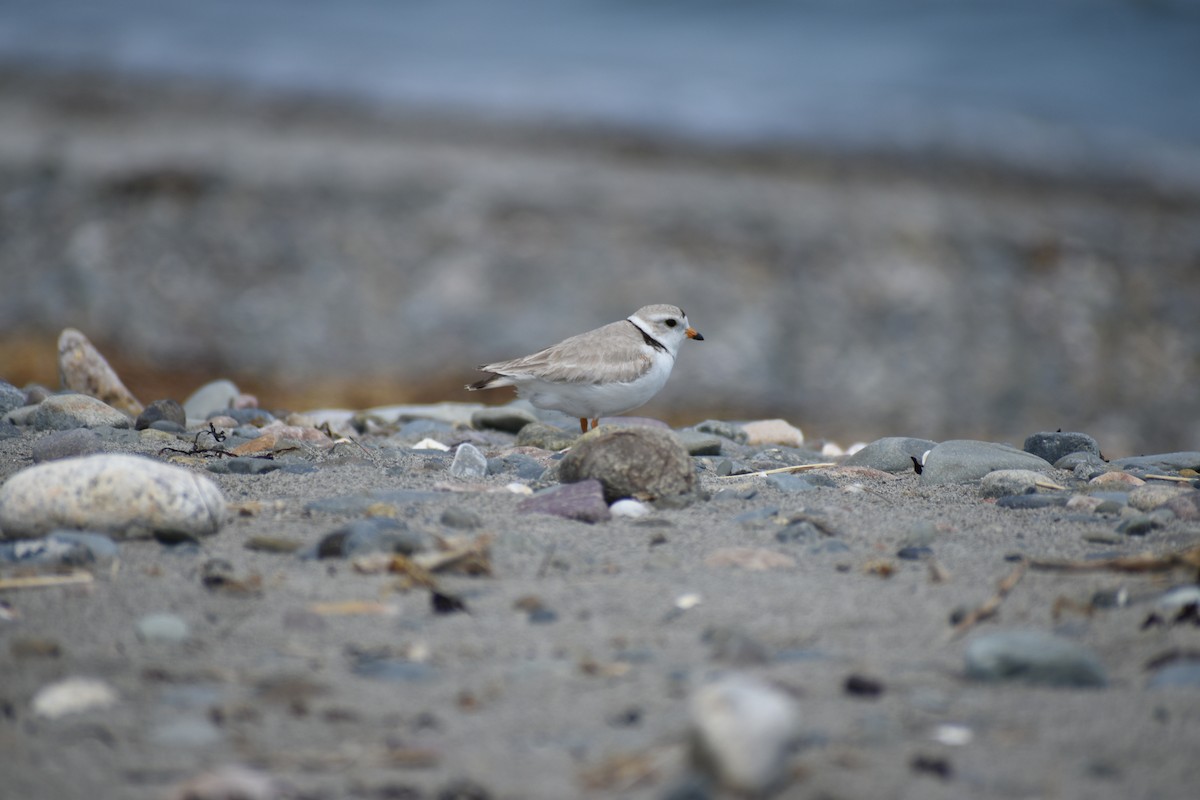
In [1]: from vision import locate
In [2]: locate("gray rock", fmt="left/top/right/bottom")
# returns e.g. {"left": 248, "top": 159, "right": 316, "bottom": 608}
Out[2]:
{"left": 134, "top": 400, "right": 187, "bottom": 431}
{"left": 1165, "top": 491, "right": 1200, "bottom": 521}
{"left": 964, "top": 630, "right": 1107, "bottom": 687}
{"left": 0, "top": 530, "right": 118, "bottom": 565}
{"left": 449, "top": 443, "right": 489, "bottom": 479}
{"left": 0, "top": 420, "right": 20, "bottom": 439}
{"left": 486, "top": 453, "right": 546, "bottom": 481}
{"left": 689, "top": 673, "right": 800, "bottom": 796}
{"left": 843, "top": 437, "right": 937, "bottom": 474}
{"left": 676, "top": 431, "right": 724, "bottom": 456}
{"left": 516, "top": 422, "right": 578, "bottom": 451}
{"left": 920, "top": 440, "right": 1053, "bottom": 486}
{"left": 471, "top": 405, "right": 538, "bottom": 433}
{"left": 306, "top": 518, "right": 426, "bottom": 559}
{"left": 1148, "top": 659, "right": 1200, "bottom": 689}
{"left": 692, "top": 419, "right": 749, "bottom": 444}
{"left": 183, "top": 379, "right": 240, "bottom": 420}
{"left": 1109, "top": 452, "right": 1200, "bottom": 473}
{"left": 559, "top": 427, "right": 697, "bottom": 504}
{"left": 1116, "top": 514, "right": 1159, "bottom": 536}
{"left": 57, "top": 328, "right": 143, "bottom": 416}
{"left": 303, "top": 489, "right": 439, "bottom": 515}
{"left": 136, "top": 613, "right": 190, "bottom": 643}
{"left": 0, "top": 454, "right": 227, "bottom": 540}
{"left": 0, "top": 380, "right": 25, "bottom": 416}
{"left": 979, "top": 469, "right": 1052, "bottom": 499}
{"left": 1128, "top": 484, "right": 1191, "bottom": 511}
{"left": 996, "top": 493, "right": 1069, "bottom": 509}
{"left": 1023, "top": 431, "right": 1101, "bottom": 464}
{"left": 32, "top": 428, "right": 104, "bottom": 462}
{"left": 218, "top": 407, "right": 275, "bottom": 427}
{"left": 765, "top": 474, "right": 819, "bottom": 493}
{"left": 440, "top": 507, "right": 484, "bottom": 529}
{"left": 1054, "top": 451, "right": 1109, "bottom": 474}
{"left": 518, "top": 479, "right": 611, "bottom": 523}
{"left": 31, "top": 394, "right": 131, "bottom": 430}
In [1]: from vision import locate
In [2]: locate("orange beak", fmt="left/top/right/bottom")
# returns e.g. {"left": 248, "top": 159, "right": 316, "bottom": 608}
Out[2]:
{"left": 686, "top": 327, "right": 704, "bottom": 341}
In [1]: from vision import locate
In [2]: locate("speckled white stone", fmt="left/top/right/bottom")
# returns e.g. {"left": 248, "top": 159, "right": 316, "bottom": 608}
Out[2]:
{"left": 0, "top": 454, "right": 227, "bottom": 539}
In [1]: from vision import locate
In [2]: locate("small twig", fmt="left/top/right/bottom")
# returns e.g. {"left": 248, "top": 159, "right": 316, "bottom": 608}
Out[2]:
{"left": 948, "top": 559, "right": 1027, "bottom": 640}
{"left": 721, "top": 462, "right": 837, "bottom": 479}
{"left": 1034, "top": 479, "right": 1066, "bottom": 491}
{"left": 1144, "top": 474, "right": 1195, "bottom": 484}
{"left": 0, "top": 570, "right": 94, "bottom": 591}
{"left": 1029, "top": 543, "right": 1200, "bottom": 574}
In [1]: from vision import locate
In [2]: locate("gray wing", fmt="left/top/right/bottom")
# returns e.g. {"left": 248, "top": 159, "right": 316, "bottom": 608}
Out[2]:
{"left": 481, "top": 320, "right": 652, "bottom": 385}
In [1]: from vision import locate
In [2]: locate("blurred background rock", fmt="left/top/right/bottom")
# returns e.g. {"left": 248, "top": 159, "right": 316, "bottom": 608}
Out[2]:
{"left": 1, "top": 0, "right": 1197, "bottom": 455}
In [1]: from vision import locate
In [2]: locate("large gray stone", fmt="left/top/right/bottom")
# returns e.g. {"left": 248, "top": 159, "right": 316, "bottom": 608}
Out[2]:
{"left": 843, "top": 437, "right": 937, "bottom": 474}
{"left": 1023, "top": 431, "right": 1102, "bottom": 464}
{"left": 31, "top": 394, "right": 131, "bottom": 430}
{"left": 964, "top": 630, "right": 1107, "bottom": 688}
{"left": 0, "top": 454, "right": 227, "bottom": 540}
{"left": 920, "top": 440, "right": 1053, "bottom": 486}
{"left": 559, "top": 426, "right": 697, "bottom": 504}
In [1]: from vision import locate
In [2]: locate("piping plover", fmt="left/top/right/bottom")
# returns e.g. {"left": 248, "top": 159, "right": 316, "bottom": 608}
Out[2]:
{"left": 467, "top": 304, "right": 704, "bottom": 433}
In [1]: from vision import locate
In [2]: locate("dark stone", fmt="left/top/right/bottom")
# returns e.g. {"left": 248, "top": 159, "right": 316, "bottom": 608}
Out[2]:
{"left": 306, "top": 519, "right": 426, "bottom": 559}
{"left": 517, "top": 480, "right": 611, "bottom": 523}
{"left": 31, "top": 428, "right": 103, "bottom": 462}
{"left": 897, "top": 545, "right": 934, "bottom": 560}
{"left": 0, "top": 380, "right": 26, "bottom": 416}
{"left": 844, "top": 673, "right": 885, "bottom": 698}
{"left": 135, "top": 398, "right": 186, "bottom": 430}
{"left": 1023, "top": 431, "right": 1101, "bottom": 465}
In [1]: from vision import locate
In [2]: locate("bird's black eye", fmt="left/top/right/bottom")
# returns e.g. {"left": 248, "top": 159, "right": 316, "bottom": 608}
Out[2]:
{"left": 665, "top": 319, "right": 678, "bottom": 328}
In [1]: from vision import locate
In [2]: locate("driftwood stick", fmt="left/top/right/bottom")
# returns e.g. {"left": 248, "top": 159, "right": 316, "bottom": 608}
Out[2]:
{"left": 948, "top": 559, "right": 1027, "bottom": 640}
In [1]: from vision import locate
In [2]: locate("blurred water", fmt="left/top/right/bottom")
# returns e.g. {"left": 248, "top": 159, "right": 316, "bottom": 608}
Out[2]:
{"left": 1, "top": 0, "right": 1198, "bottom": 182}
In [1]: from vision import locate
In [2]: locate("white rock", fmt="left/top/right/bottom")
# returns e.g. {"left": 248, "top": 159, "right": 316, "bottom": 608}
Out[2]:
{"left": 183, "top": 379, "right": 240, "bottom": 420}
{"left": 32, "top": 677, "right": 118, "bottom": 719}
{"left": 610, "top": 498, "right": 650, "bottom": 518}
{"left": 690, "top": 673, "right": 800, "bottom": 795}
{"left": 0, "top": 454, "right": 227, "bottom": 539}
{"left": 449, "top": 443, "right": 488, "bottom": 479}
{"left": 741, "top": 419, "right": 805, "bottom": 448}
{"left": 412, "top": 438, "right": 451, "bottom": 452}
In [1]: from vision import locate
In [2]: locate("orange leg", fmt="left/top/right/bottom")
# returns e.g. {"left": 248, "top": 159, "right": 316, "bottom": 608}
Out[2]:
{"left": 590, "top": 417, "right": 599, "bottom": 430}
{"left": 579, "top": 418, "right": 588, "bottom": 433}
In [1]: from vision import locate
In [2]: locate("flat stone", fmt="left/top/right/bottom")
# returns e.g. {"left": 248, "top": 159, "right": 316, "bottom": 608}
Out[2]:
{"left": 449, "top": 443, "right": 489, "bottom": 480}
{"left": 559, "top": 427, "right": 696, "bottom": 504}
{"left": 183, "top": 379, "right": 240, "bottom": 420}
{"left": 964, "top": 630, "right": 1107, "bottom": 687}
{"left": 31, "top": 394, "right": 130, "bottom": 430}
{"left": 56, "top": 328, "right": 143, "bottom": 416}
{"left": 843, "top": 437, "right": 937, "bottom": 474}
{"left": 32, "top": 428, "right": 104, "bottom": 462}
{"left": 1023, "top": 431, "right": 1101, "bottom": 464}
{"left": 135, "top": 399, "right": 187, "bottom": 431}
{"left": 689, "top": 673, "right": 800, "bottom": 795}
{"left": 610, "top": 498, "right": 650, "bottom": 518}
{"left": 518, "top": 479, "right": 611, "bottom": 523}
{"left": 471, "top": 405, "right": 538, "bottom": 433}
{"left": 0, "top": 454, "right": 227, "bottom": 540}
{"left": 741, "top": 419, "right": 805, "bottom": 448}
{"left": 920, "top": 440, "right": 1053, "bottom": 486}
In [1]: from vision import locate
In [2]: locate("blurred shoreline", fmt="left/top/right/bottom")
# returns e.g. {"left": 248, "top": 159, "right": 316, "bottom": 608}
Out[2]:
{"left": 2, "top": 64, "right": 1198, "bottom": 455}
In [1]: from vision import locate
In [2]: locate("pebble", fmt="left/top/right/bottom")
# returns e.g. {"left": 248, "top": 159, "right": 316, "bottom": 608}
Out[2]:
{"left": 740, "top": 418, "right": 805, "bottom": 448}
{"left": 31, "top": 428, "right": 104, "bottom": 462}
{"left": 307, "top": 518, "right": 426, "bottom": 559}
{"left": 610, "top": 498, "right": 650, "bottom": 518}
{"left": 702, "top": 626, "right": 771, "bottom": 666}
{"left": 515, "top": 422, "right": 578, "bottom": 451}
{"left": 1127, "top": 484, "right": 1190, "bottom": 511}
{"left": 0, "top": 380, "right": 26, "bottom": 416}
{"left": 1054, "top": 451, "right": 1109, "bottom": 477}
{"left": 136, "top": 613, "right": 191, "bottom": 643}
{"left": 1116, "top": 514, "right": 1159, "bottom": 536}
{"left": 31, "top": 393, "right": 131, "bottom": 430}
{"left": 1165, "top": 491, "right": 1200, "bottom": 521}
{"left": 689, "top": 673, "right": 800, "bottom": 796}
{"left": 964, "top": 629, "right": 1107, "bottom": 687}
{"left": 183, "top": 379, "right": 241, "bottom": 420}
{"left": 995, "top": 493, "right": 1068, "bottom": 509}
{"left": 32, "top": 676, "right": 119, "bottom": 718}
{"left": 517, "top": 479, "right": 611, "bottom": 523}
{"left": 56, "top": 328, "right": 144, "bottom": 416}
{"left": 135, "top": 398, "right": 187, "bottom": 431}
{"left": 441, "top": 507, "right": 484, "bottom": 529}
{"left": 220, "top": 407, "right": 276, "bottom": 427}
{"left": 486, "top": 453, "right": 545, "bottom": 481}
{"left": 449, "top": 443, "right": 489, "bottom": 480}
{"left": 0, "top": 454, "right": 227, "bottom": 539}
{"left": 470, "top": 405, "right": 538, "bottom": 433}
{"left": 692, "top": 419, "right": 749, "bottom": 444}
{"left": 979, "top": 469, "right": 1051, "bottom": 498}
{"left": 1109, "top": 452, "right": 1200, "bottom": 473}
{"left": 1023, "top": 431, "right": 1101, "bottom": 465}
{"left": 1147, "top": 659, "right": 1200, "bottom": 689}
{"left": 676, "top": 430, "right": 725, "bottom": 456}
{"left": 920, "top": 440, "right": 1054, "bottom": 486}
{"left": 0, "top": 530, "right": 118, "bottom": 565}
{"left": 765, "top": 473, "right": 819, "bottom": 493}
{"left": 558, "top": 427, "right": 696, "bottom": 504}
{"left": 1088, "top": 471, "right": 1144, "bottom": 489}
{"left": 842, "top": 436, "right": 938, "bottom": 474}
{"left": 896, "top": 545, "right": 934, "bottom": 560}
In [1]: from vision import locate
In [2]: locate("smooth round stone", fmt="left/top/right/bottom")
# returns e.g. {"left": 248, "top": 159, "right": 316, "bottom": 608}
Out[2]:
{"left": 32, "top": 677, "right": 118, "bottom": 719}
{"left": 964, "top": 630, "right": 1107, "bottom": 687}
{"left": 689, "top": 673, "right": 800, "bottom": 795}
{"left": 31, "top": 428, "right": 104, "bottom": 462}
{"left": 559, "top": 427, "right": 696, "bottom": 504}
{"left": 135, "top": 399, "right": 187, "bottom": 431}
{"left": 897, "top": 545, "right": 934, "bottom": 560}
{"left": 516, "top": 422, "right": 578, "bottom": 451}
{"left": 0, "top": 530, "right": 119, "bottom": 565}
{"left": 471, "top": 405, "right": 538, "bottom": 433}
{"left": 449, "top": 443, "right": 489, "bottom": 480}
{"left": 0, "top": 380, "right": 26, "bottom": 416}
{"left": 1148, "top": 660, "right": 1200, "bottom": 689}
{"left": 0, "top": 454, "right": 227, "bottom": 540}
{"left": 1054, "top": 451, "right": 1108, "bottom": 473}
{"left": 1023, "top": 431, "right": 1101, "bottom": 465}
{"left": 136, "top": 613, "right": 190, "bottom": 643}
{"left": 740, "top": 419, "right": 805, "bottom": 448}
{"left": 57, "top": 328, "right": 143, "bottom": 416}
{"left": 517, "top": 479, "right": 611, "bottom": 523}
{"left": 219, "top": 407, "right": 275, "bottom": 427}
{"left": 1128, "top": 484, "right": 1191, "bottom": 511}
{"left": 920, "top": 440, "right": 1053, "bottom": 486}
{"left": 1165, "top": 491, "right": 1200, "bottom": 521}
{"left": 183, "top": 379, "right": 240, "bottom": 421}
{"left": 979, "top": 469, "right": 1049, "bottom": 498}
{"left": 843, "top": 437, "right": 938, "bottom": 474}
{"left": 610, "top": 498, "right": 650, "bottom": 518}
{"left": 31, "top": 394, "right": 130, "bottom": 431}
{"left": 440, "top": 507, "right": 484, "bottom": 529}
{"left": 1088, "top": 471, "right": 1144, "bottom": 488}
{"left": 692, "top": 419, "right": 749, "bottom": 445}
